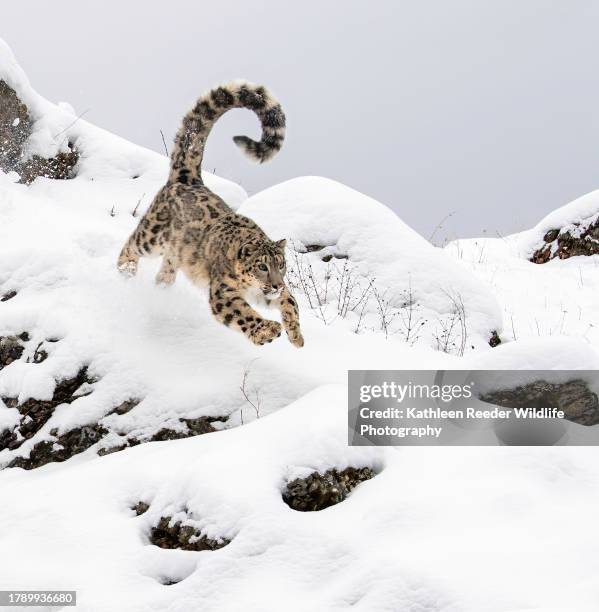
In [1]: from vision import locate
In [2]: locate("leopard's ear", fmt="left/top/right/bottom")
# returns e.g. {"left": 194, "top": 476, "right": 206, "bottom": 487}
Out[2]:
{"left": 237, "top": 241, "right": 255, "bottom": 260}
{"left": 275, "top": 239, "right": 287, "bottom": 251}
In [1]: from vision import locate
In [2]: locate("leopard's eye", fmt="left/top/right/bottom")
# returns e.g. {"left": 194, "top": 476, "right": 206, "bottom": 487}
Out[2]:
{"left": 279, "top": 261, "right": 285, "bottom": 270}
{"left": 258, "top": 263, "right": 268, "bottom": 272}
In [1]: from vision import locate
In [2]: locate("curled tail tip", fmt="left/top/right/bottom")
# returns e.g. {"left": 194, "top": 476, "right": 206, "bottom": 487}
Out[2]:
{"left": 233, "top": 135, "right": 282, "bottom": 164}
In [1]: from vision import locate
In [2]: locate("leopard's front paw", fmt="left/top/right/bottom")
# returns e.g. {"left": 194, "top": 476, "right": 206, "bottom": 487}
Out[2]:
{"left": 250, "top": 320, "right": 282, "bottom": 345}
{"left": 286, "top": 323, "right": 304, "bottom": 348}
{"left": 117, "top": 260, "right": 138, "bottom": 278}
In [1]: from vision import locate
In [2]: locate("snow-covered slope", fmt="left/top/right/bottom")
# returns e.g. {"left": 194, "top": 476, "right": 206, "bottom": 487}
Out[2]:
{"left": 4, "top": 386, "right": 599, "bottom": 612}
{"left": 240, "top": 176, "right": 502, "bottom": 352}
{"left": 0, "top": 37, "right": 510, "bottom": 467}
{"left": 2, "top": 37, "right": 599, "bottom": 612}
{"left": 445, "top": 189, "right": 599, "bottom": 350}
{"left": 0, "top": 38, "right": 246, "bottom": 203}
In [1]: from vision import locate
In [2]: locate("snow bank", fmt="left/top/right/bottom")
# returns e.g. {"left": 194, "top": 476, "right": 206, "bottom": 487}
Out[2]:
{"left": 239, "top": 176, "right": 503, "bottom": 352}
{"left": 2, "top": 386, "right": 599, "bottom": 612}
{"left": 493, "top": 189, "right": 599, "bottom": 261}
{"left": 0, "top": 37, "right": 247, "bottom": 204}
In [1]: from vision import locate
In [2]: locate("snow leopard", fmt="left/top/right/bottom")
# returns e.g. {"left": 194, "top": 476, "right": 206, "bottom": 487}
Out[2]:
{"left": 117, "top": 81, "right": 303, "bottom": 347}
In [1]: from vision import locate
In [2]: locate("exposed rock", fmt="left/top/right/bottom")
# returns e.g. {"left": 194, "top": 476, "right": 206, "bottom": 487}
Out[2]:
{"left": 0, "top": 331, "right": 226, "bottom": 468}
{"left": 531, "top": 218, "right": 599, "bottom": 263}
{"left": 0, "top": 335, "right": 25, "bottom": 368}
{"left": 132, "top": 501, "right": 150, "bottom": 516}
{"left": 149, "top": 515, "right": 230, "bottom": 552}
{"left": 304, "top": 244, "right": 348, "bottom": 262}
{"left": 1, "top": 290, "right": 17, "bottom": 302}
{"left": 0, "top": 80, "right": 30, "bottom": 169}
{"left": 109, "top": 399, "right": 141, "bottom": 416}
{"left": 283, "top": 466, "right": 375, "bottom": 512}
{"left": 480, "top": 379, "right": 599, "bottom": 426}
{"left": 8, "top": 424, "right": 107, "bottom": 470}
{"left": 97, "top": 416, "right": 226, "bottom": 457}
{"left": 31, "top": 342, "right": 48, "bottom": 364}
{"left": 0, "top": 79, "right": 78, "bottom": 183}
{"left": 2, "top": 367, "right": 95, "bottom": 467}
{"left": 321, "top": 253, "right": 348, "bottom": 262}
{"left": 488, "top": 331, "right": 501, "bottom": 348}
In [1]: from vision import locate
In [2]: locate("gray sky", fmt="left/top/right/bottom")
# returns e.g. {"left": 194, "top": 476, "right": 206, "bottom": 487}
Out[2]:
{"left": 3, "top": 1, "right": 599, "bottom": 242}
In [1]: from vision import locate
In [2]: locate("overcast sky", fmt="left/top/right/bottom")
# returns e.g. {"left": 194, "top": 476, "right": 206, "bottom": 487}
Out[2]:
{"left": 3, "top": 1, "right": 599, "bottom": 242}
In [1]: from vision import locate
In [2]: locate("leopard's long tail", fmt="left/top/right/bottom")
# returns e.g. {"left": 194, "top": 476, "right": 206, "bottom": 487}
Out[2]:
{"left": 168, "top": 80, "right": 286, "bottom": 185}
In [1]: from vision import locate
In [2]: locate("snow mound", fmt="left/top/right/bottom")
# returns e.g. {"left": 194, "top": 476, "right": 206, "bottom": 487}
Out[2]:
{"left": 239, "top": 176, "right": 502, "bottom": 351}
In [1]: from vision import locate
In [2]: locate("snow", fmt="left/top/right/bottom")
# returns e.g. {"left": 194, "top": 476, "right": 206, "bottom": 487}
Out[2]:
{"left": 498, "top": 188, "right": 599, "bottom": 259}
{"left": 240, "top": 176, "right": 502, "bottom": 352}
{"left": 1, "top": 37, "right": 599, "bottom": 612}
{"left": 2, "top": 387, "right": 599, "bottom": 612}
{"left": 445, "top": 229, "right": 599, "bottom": 352}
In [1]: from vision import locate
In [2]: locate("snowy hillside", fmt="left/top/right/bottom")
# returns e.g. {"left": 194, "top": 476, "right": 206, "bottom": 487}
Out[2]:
{"left": 1, "top": 37, "right": 599, "bottom": 612}
{"left": 445, "top": 190, "right": 599, "bottom": 350}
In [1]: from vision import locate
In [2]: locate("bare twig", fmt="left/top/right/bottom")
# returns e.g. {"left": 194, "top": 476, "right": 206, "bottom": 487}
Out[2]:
{"left": 160, "top": 130, "right": 169, "bottom": 157}
{"left": 239, "top": 361, "right": 262, "bottom": 422}
{"left": 132, "top": 194, "right": 145, "bottom": 217}
{"left": 428, "top": 211, "right": 456, "bottom": 245}
{"left": 53, "top": 109, "right": 90, "bottom": 140}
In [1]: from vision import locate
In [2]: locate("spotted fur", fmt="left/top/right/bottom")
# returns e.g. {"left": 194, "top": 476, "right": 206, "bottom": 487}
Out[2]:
{"left": 117, "top": 81, "right": 303, "bottom": 347}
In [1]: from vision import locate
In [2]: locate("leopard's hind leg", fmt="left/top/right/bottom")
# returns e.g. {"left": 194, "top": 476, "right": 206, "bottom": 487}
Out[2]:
{"left": 117, "top": 232, "right": 144, "bottom": 277}
{"left": 155, "top": 248, "right": 179, "bottom": 285}
{"left": 117, "top": 218, "right": 168, "bottom": 278}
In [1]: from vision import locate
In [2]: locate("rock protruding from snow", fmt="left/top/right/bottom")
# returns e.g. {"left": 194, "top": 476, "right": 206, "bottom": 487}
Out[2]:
{"left": 0, "top": 334, "right": 26, "bottom": 368}
{"left": 480, "top": 379, "right": 599, "bottom": 426}
{"left": 530, "top": 214, "right": 599, "bottom": 263}
{"left": 0, "top": 78, "right": 79, "bottom": 182}
{"left": 149, "top": 514, "right": 231, "bottom": 552}
{"left": 0, "top": 37, "right": 247, "bottom": 205}
{"left": 510, "top": 189, "right": 599, "bottom": 262}
{"left": 283, "top": 466, "right": 375, "bottom": 511}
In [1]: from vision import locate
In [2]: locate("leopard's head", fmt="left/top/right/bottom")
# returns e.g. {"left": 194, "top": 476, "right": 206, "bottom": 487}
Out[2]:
{"left": 236, "top": 239, "right": 287, "bottom": 297}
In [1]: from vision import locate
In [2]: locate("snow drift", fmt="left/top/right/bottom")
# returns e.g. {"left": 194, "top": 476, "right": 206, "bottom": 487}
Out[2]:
{"left": 240, "top": 176, "right": 503, "bottom": 352}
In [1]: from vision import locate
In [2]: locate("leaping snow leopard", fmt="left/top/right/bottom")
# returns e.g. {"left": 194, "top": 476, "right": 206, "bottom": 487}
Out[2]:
{"left": 117, "top": 81, "right": 304, "bottom": 347}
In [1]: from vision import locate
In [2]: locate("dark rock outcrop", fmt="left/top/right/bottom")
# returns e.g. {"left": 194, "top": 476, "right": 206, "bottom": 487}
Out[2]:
{"left": 96, "top": 416, "right": 226, "bottom": 457}
{"left": 8, "top": 423, "right": 108, "bottom": 470}
{"left": 0, "top": 335, "right": 26, "bottom": 368}
{"left": 2, "top": 367, "right": 94, "bottom": 466}
{"left": 0, "top": 333, "right": 226, "bottom": 468}
{"left": 132, "top": 501, "right": 150, "bottom": 516}
{"left": 480, "top": 379, "right": 599, "bottom": 426}
{"left": 149, "top": 515, "right": 230, "bottom": 552}
{"left": 531, "top": 219, "right": 599, "bottom": 263}
{"left": 1, "top": 290, "right": 17, "bottom": 302}
{"left": 488, "top": 331, "right": 501, "bottom": 347}
{"left": 0, "top": 80, "right": 78, "bottom": 183}
{"left": 283, "top": 466, "right": 375, "bottom": 512}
